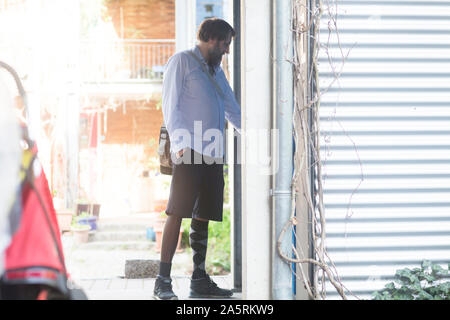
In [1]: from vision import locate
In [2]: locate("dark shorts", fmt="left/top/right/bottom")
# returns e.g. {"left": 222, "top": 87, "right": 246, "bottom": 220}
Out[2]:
{"left": 166, "top": 149, "right": 224, "bottom": 222}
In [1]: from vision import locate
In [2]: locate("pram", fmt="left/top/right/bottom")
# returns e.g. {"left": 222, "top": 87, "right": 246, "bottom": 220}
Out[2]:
{"left": 0, "top": 61, "right": 87, "bottom": 300}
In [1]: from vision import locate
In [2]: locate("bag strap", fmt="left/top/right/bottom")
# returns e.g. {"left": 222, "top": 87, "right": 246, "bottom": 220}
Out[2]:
{"left": 188, "top": 51, "right": 225, "bottom": 99}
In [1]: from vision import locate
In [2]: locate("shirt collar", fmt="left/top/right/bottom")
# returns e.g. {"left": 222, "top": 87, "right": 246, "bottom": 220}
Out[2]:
{"left": 193, "top": 45, "right": 207, "bottom": 64}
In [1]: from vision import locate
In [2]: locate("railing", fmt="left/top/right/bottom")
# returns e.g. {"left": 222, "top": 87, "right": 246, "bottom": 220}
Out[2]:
{"left": 79, "top": 39, "right": 175, "bottom": 83}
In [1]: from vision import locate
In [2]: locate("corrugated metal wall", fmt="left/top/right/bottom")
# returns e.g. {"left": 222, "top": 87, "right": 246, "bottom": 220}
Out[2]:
{"left": 318, "top": 0, "right": 450, "bottom": 299}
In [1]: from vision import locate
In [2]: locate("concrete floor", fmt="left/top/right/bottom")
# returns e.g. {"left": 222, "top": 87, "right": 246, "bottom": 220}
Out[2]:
{"left": 73, "top": 275, "right": 242, "bottom": 300}
{"left": 63, "top": 213, "right": 241, "bottom": 300}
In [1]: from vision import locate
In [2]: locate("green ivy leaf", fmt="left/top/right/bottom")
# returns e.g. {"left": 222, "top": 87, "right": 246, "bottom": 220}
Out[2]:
{"left": 418, "top": 290, "right": 433, "bottom": 300}
{"left": 412, "top": 283, "right": 422, "bottom": 292}
{"left": 422, "top": 260, "right": 432, "bottom": 269}
{"left": 385, "top": 282, "right": 396, "bottom": 291}
{"left": 396, "top": 269, "right": 414, "bottom": 285}
{"left": 431, "top": 263, "right": 444, "bottom": 272}
{"left": 421, "top": 274, "right": 434, "bottom": 283}
{"left": 437, "top": 282, "right": 450, "bottom": 295}
{"left": 372, "top": 292, "right": 382, "bottom": 300}
{"left": 428, "top": 285, "right": 443, "bottom": 297}
{"left": 395, "top": 293, "right": 414, "bottom": 300}
{"left": 372, "top": 261, "right": 450, "bottom": 300}
{"left": 431, "top": 264, "right": 447, "bottom": 279}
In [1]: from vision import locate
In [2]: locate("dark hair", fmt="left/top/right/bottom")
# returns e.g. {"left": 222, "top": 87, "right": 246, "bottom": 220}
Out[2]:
{"left": 197, "top": 18, "right": 235, "bottom": 42}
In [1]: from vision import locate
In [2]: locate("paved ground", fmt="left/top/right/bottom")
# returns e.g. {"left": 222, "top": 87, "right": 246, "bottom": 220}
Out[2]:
{"left": 73, "top": 275, "right": 242, "bottom": 300}
{"left": 62, "top": 213, "right": 241, "bottom": 300}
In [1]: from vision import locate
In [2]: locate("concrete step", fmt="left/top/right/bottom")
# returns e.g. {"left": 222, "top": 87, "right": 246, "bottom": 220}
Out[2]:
{"left": 89, "top": 230, "right": 148, "bottom": 242}
{"left": 75, "top": 240, "right": 155, "bottom": 251}
{"left": 96, "top": 215, "right": 161, "bottom": 232}
{"left": 96, "top": 222, "right": 154, "bottom": 232}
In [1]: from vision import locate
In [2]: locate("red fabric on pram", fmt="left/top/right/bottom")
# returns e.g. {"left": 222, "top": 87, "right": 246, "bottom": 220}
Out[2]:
{"left": 4, "top": 145, "right": 68, "bottom": 285}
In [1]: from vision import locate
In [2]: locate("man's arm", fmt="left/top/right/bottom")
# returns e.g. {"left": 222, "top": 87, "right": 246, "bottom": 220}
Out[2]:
{"left": 162, "top": 53, "right": 188, "bottom": 153}
{"left": 220, "top": 71, "right": 242, "bottom": 132}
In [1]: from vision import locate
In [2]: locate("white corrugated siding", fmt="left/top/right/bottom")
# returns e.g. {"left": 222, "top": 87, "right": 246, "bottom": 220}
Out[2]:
{"left": 317, "top": 0, "right": 450, "bottom": 299}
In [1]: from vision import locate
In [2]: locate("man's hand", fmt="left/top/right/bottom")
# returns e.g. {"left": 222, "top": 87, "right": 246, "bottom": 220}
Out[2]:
{"left": 176, "top": 149, "right": 185, "bottom": 159}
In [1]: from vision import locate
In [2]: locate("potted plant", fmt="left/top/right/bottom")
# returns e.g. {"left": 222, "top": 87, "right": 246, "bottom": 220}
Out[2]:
{"left": 52, "top": 190, "right": 74, "bottom": 233}
{"left": 153, "top": 199, "right": 168, "bottom": 213}
{"left": 70, "top": 222, "right": 91, "bottom": 244}
{"left": 55, "top": 209, "right": 74, "bottom": 233}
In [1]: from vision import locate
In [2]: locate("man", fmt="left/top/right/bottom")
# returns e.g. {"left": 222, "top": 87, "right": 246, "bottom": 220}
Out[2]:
{"left": 154, "top": 18, "right": 241, "bottom": 300}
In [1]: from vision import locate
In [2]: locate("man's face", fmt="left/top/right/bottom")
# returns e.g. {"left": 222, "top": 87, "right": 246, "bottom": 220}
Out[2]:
{"left": 207, "top": 34, "right": 232, "bottom": 67}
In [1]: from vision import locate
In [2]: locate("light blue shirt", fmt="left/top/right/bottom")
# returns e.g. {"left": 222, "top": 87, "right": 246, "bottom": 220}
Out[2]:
{"left": 162, "top": 46, "right": 241, "bottom": 158}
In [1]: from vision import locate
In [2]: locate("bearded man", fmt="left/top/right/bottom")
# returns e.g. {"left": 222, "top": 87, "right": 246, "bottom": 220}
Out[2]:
{"left": 153, "top": 18, "right": 241, "bottom": 300}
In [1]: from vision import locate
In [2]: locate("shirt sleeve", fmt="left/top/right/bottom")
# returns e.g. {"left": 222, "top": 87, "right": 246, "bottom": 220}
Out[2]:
{"left": 162, "top": 52, "right": 187, "bottom": 150}
{"left": 219, "top": 71, "right": 242, "bottom": 133}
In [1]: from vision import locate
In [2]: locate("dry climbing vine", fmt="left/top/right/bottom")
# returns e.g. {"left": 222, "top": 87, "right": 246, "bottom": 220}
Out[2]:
{"left": 277, "top": 0, "right": 359, "bottom": 300}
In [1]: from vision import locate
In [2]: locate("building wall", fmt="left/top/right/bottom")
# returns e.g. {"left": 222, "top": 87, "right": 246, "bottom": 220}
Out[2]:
{"left": 93, "top": 0, "right": 174, "bottom": 156}
{"left": 104, "top": 0, "right": 175, "bottom": 39}
{"left": 79, "top": 0, "right": 175, "bottom": 214}
{"left": 78, "top": 98, "right": 166, "bottom": 214}
{"left": 100, "top": 99, "right": 163, "bottom": 159}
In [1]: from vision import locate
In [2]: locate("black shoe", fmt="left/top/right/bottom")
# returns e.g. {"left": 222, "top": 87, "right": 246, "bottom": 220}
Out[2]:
{"left": 153, "top": 275, "right": 178, "bottom": 300}
{"left": 189, "top": 274, "right": 233, "bottom": 298}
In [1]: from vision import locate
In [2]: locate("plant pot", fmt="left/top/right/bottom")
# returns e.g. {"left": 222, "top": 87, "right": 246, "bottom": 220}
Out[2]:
{"left": 56, "top": 210, "right": 74, "bottom": 233}
{"left": 153, "top": 199, "right": 168, "bottom": 213}
{"left": 71, "top": 226, "right": 91, "bottom": 244}
{"left": 154, "top": 226, "right": 183, "bottom": 253}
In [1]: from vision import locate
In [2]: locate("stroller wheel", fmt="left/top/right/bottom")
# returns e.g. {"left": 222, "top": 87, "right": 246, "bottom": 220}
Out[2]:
{"left": 0, "top": 283, "right": 43, "bottom": 300}
{"left": 68, "top": 288, "right": 89, "bottom": 300}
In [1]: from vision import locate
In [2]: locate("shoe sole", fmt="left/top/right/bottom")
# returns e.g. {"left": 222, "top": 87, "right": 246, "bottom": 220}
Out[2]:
{"left": 189, "top": 293, "right": 233, "bottom": 299}
{"left": 153, "top": 295, "right": 178, "bottom": 300}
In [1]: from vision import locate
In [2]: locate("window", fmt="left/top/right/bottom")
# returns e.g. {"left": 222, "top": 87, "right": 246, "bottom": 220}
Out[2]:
{"left": 204, "top": 4, "right": 214, "bottom": 13}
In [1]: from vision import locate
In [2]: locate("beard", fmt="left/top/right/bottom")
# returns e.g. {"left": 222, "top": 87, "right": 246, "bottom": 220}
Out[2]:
{"left": 207, "top": 44, "right": 223, "bottom": 69}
